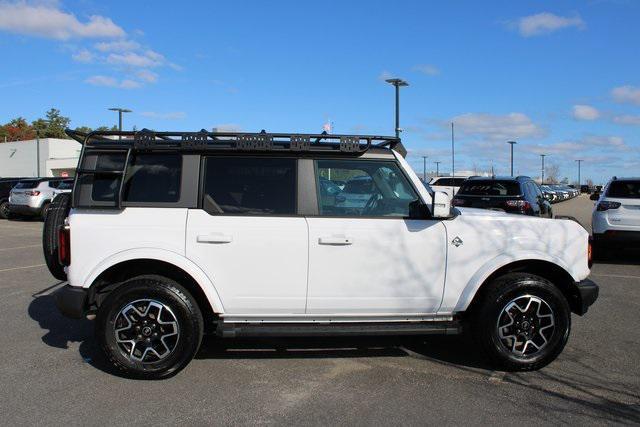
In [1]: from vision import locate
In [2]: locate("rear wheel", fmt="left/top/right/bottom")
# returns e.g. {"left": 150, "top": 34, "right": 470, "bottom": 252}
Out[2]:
{"left": 469, "top": 273, "right": 571, "bottom": 371}
{"left": 0, "top": 201, "right": 9, "bottom": 219}
{"left": 96, "top": 275, "right": 204, "bottom": 379}
{"left": 42, "top": 193, "right": 71, "bottom": 281}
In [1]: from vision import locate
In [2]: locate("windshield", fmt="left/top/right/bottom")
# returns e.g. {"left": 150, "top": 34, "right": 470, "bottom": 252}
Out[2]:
{"left": 458, "top": 180, "right": 521, "bottom": 196}
{"left": 606, "top": 180, "right": 640, "bottom": 199}
{"left": 14, "top": 180, "right": 39, "bottom": 189}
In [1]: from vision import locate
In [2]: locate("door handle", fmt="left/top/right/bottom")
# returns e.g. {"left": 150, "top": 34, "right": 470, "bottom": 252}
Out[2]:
{"left": 197, "top": 233, "right": 233, "bottom": 244}
{"left": 318, "top": 236, "right": 353, "bottom": 246}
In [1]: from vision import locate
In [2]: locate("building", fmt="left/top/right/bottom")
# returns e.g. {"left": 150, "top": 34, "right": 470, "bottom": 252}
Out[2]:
{"left": 0, "top": 138, "right": 81, "bottom": 178}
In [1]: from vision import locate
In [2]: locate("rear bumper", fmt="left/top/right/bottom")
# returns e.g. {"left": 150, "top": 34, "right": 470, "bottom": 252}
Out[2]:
{"left": 53, "top": 285, "right": 87, "bottom": 319}
{"left": 8, "top": 204, "right": 41, "bottom": 216}
{"left": 593, "top": 231, "right": 640, "bottom": 247}
{"left": 573, "top": 279, "right": 599, "bottom": 316}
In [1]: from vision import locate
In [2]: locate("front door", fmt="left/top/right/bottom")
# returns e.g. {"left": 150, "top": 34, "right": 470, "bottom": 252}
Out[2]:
{"left": 306, "top": 159, "right": 447, "bottom": 315}
{"left": 186, "top": 157, "right": 308, "bottom": 315}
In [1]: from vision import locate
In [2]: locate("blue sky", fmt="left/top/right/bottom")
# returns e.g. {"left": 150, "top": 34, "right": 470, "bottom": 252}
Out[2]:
{"left": 0, "top": 0, "right": 638, "bottom": 183}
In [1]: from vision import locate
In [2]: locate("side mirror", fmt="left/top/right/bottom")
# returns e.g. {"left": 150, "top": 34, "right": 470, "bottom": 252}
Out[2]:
{"left": 432, "top": 191, "right": 453, "bottom": 219}
{"left": 590, "top": 193, "right": 600, "bottom": 201}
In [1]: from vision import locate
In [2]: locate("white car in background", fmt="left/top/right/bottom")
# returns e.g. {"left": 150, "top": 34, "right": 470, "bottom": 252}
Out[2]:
{"left": 592, "top": 177, "right": 640, "bottom": 249}
{"left": 8, "top": 178, "right": 72, "bottom": 219}
{"left": 428, "top": 176, "right": 470, "bottom": 199}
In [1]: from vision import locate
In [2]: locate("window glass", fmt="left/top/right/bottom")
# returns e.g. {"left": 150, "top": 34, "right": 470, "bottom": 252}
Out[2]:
{"left": 90, "top": 153, "right": 126, "bottom": 202}
{"left": 433, "top": 177, "right": 467, "bottom": 186}
{"left": 458, "top": 180, "right": 521, "bottom": 196}
{"left": 123, "top": 154, "right": 181, "bottom": 203}
{"left": 315, "top": 160, "right": 419, "bottom": 217}
{"left": 203, "top": 157, "right": 296, "bottom": 215}
{"left": 14, "top": 180, "right": 40, "bottom": 189}
{"left": 607, "top": 180, "right": 640, "bottom": 199}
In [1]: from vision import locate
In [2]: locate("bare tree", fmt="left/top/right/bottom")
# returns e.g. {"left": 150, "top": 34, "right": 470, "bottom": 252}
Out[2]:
{"left": 545, "top": 163, "right": 561, "bottom": 184}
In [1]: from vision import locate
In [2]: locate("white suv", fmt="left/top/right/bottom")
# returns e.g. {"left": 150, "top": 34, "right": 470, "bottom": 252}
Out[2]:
{"left": 8, "top": 178, "right": 72, "bottom": 219}
{"left": 50, "top": 129, "right": 598, "bottom": 379}
{"left": 592, "top": 177, "right": 640, "bottom": 249}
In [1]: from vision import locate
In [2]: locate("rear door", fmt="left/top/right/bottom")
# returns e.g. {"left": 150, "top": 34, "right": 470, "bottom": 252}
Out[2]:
{"left": 305, "top": 158, "right": 447, "bottom": 315}
{"left": 185, "top": 157, "right": 308, "bottom": 315}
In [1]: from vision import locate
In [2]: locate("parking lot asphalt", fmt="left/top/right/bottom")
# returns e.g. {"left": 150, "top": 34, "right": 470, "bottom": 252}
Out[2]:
{"left": 0, "top": 198, "right": 638, "bottom": 426}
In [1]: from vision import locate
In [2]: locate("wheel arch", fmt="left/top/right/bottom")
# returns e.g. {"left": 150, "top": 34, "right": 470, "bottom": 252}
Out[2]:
{"left": 86, "top": 256, "right": 223, "bottom": 330}
{"left": 459, "top": 259, "right": 582, "bottom": 315}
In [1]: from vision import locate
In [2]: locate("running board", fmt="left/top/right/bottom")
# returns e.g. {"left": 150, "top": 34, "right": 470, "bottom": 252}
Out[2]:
{"left": 217, "top": 321, "right": 462, "bottom": 338}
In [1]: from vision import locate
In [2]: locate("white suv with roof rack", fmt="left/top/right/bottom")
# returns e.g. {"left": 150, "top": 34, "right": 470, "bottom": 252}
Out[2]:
{"left": 592, "top": 177, "right": 640, "bottom": 250}
{"left": 48, "top": 128, "right": 598, "bottom": 379}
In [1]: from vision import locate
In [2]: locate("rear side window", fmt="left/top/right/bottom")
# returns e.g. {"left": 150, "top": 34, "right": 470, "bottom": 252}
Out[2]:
{"left": 202, "top": 157, "right": 296, "bottom": 215}
{"left": 606, "top": 180, "right": 640, "bottom": 198}
{"left": 458, "top": 180, "right": 521, "bottom": 196}
{"left": 14, "top": 181, "right": 39, "bottom": 189}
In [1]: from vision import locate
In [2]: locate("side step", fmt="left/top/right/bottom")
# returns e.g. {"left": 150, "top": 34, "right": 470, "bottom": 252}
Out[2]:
{"left": 217, "top": 321, "right": 462, "bottom": 338}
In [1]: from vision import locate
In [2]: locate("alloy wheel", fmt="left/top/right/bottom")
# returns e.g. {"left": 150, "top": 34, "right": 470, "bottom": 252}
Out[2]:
{"left": 496, "top": 295, "right": 555, "bottom": 357}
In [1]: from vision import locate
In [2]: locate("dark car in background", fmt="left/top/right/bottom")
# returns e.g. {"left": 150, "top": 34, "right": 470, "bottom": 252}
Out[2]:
{"left": 452, "top": 176, "right": 553, "bottom": 218}
{"left": 0, "top": 177, "right": 27, "bottom": 219}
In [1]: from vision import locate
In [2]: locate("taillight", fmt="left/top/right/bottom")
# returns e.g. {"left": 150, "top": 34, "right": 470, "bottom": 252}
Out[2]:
{"left": 597, "top": 201, "right": 621, "bottom": 211}
{"left": 452, "top": 198, "right": 466, "bottom": 206}
{"left": 58, "top": 226, "right": 70, "bottom": 266}
{"left": 504, "top": 200, "right": 531, "bottom": 211}
{"left": 25, "top": 191, "right": 41, "bottom": 196}
{"left": 588, "top": 237, "right": 593, "bottom": 269}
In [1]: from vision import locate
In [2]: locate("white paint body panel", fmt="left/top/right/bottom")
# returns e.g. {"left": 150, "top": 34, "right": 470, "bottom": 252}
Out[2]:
{"left": 185, "top": 210, "right": 308, "bottom": 314}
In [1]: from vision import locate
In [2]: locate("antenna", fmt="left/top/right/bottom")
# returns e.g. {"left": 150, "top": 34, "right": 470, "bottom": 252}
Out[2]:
{"left": 451, "top": 122, "right": 455, "bottom": 196}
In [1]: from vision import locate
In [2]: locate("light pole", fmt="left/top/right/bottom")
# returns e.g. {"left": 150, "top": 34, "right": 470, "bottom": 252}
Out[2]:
{"left": 540, "top": 154, "right": 547, "bottom": 184}
{"left": 108, "top": 107, "right": 132, "bottom": 131}
{"left": 575, "top": 159, "right": 583, "bottom": 186}
{"left": 385, "top": 78, "right": 409, "bottom": 138}
{"left": 422, "top": 156, "right": 428, "bottom": 182}
{"left": 507, "top": 141, "right": 517, "bottom": 176}
{"left": 435, "top": 161, "right": 441, "bottom": 177}
{"left": 35, "top": 120, "right": 50, "bottom": 177}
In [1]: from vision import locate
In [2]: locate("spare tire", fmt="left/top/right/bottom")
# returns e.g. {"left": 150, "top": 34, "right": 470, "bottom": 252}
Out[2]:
{"left": 43, "top": 193, "right": 72, "bottom": 281}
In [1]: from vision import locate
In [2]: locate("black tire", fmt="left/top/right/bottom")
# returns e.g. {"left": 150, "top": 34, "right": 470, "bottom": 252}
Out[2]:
{"left": 42, "top": 193, "right": 71, "bottom": 281}
{"left": 41, "top": 201, "right": 51, "bottom": 221}
{"left": 0, "top": 200, "right": 9, "bottom": 219}
{"left": 469, "top": 273, "right": 571, "bottom": 371}
{"left": 96, "top": 275, "right": 204, "bottom": 379}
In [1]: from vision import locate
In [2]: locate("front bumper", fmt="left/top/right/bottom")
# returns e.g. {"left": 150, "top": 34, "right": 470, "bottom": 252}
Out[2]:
{"left": 8, "top": 204, "right": 42, "bottom": 216}
{"left": 53, "top": 285, "right": 88, "bottom": 319}
{"left": 573, "top": 279, "right": 599, "bottom": 315}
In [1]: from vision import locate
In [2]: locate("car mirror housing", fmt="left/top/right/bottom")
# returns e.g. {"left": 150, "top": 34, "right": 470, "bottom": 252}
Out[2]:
{"left": 432, "top": 191, "right": 453, "bottom": 219}
{"left": 590, "top": 193, "right": 600, "bottom": 201}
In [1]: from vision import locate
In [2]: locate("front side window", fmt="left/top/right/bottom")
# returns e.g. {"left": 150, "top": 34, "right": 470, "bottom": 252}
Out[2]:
{"left": 202, "top": 157, "right": 296, "bottom": 215}
{"left": 315, "top": 159, "right": 419, "bottom": 217}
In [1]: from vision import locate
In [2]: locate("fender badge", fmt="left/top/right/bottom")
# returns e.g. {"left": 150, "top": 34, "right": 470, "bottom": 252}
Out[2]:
{"left": 452, "top": 236, "right": 463, "bottom": 247}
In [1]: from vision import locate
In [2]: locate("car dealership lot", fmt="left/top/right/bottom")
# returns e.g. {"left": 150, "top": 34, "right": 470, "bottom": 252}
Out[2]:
{"left": 0, "top": 198, "right": 638, "bottom": 425}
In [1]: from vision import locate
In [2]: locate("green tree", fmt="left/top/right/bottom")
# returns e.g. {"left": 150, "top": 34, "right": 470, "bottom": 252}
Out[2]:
{"left": 95, "top": 125, "right": 118, "bottom": 131}
{"left": 2, "top": 117, "right": 36, "bottom": 141}
{"left": 74, "top": 126, "right": 93, "bottom": 134}
{"left": 39, "top": 108, "right": 71, "bottom": 138}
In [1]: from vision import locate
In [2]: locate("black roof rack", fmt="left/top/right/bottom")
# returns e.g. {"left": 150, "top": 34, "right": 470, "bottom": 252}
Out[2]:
{"left": 65, "top": 128, "right": 406, "bottom": 157}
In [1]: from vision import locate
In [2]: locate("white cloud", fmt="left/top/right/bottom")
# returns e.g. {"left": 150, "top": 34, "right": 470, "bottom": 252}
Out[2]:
{"left": 72, "top": 48, "right": 94, "bottom": 63}
{"left": 0, "top": 2, "right": 125, "bottom": 40}
{"left": 611, "top": 85, "right": 640, "bottom": 105}
{"left": 94, "top": 40, "right": 140, "bottom": 52}
{"left": 412, "top": 64, "right": 440, "bottom": 76}
{"left": 85, "top": 75, "right": 140, "bottom": 89}
{"left": 613, "top": 114, "right": 640, "bottom": 126}
{"left": 513, "top": 12, "right": 585, "bottom": 37}
{"left": 107, "top": 50, "right": 166, "bottom": 68}
{"left": 452, "top": 112, "right": 544, "bottom": 141}
{"left": 140, "top": 111, "right": 186, "bottom": 120}
{"left": 572, "top": 104, "right": 600, "bottom": 121}
{"left": 136, "top": 69, "right": 158, "bottom": 83}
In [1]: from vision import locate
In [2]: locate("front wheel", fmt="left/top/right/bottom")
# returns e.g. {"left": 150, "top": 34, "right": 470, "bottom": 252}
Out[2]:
{"left": 96, "top": 275, "right": 204, "bottom": 379}
{"left": 0, "top": 201, "right": 10, "bottom": 219}
{"left": 469, "top": 273, "right": 571, "bottom": 371}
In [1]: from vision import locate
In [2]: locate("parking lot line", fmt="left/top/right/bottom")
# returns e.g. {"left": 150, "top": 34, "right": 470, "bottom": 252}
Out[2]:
{"left": 0, "top": 263, "right": 46, "bottom": 273}
{"left": 0, "top": 244, "right": 41, "bottom": 252}
{"left": 591, "top": 273, "right": 640, "bottom": 280}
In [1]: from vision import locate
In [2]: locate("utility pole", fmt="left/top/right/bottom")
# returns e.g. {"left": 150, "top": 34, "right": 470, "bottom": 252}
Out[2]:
{"left": 422, "top": 156, "right": 428, "bottom": 182}
{"left": 540, "top": 154, "right": 547, "bottom": 184}
{"left": 108, "top": 107, "right": 132, "bottom": 131}
{"left": 575, "top": 159, "right": 583, "bottom": 186}
{"left": 507, "top": 141, "right": 517, "bottom": 176}
{"left": 385, "top": 78, "right": 409, "bottom": 138}
{"left": 435, "top": 161, "right": 441, "bottom": 177}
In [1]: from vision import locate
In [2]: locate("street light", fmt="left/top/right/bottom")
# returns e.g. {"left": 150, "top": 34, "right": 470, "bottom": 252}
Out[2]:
{"left": 575, "top": 159, "right": 583, "bottom": 186}
{"left": 507, "top": 141, "right": 517, "bottom": 176}
{"left": 540, "top": 154, "right": 547, "bottom": 184}
{"left": 385, "top": 78, "right": 409, "bottom": 138}
{"left": 422, "top": 156, "right": 428, "bottom": 182}
{"left": 108, "top": 107, "right": 132, "bottom": 131}
{"left": 435, "top": 161, "right": 441, "bottom": 177}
